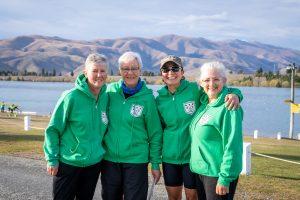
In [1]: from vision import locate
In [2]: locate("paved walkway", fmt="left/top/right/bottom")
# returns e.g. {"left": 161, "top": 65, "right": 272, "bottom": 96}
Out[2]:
{"left": 0, "top": 155, "right": 168, "bottom": 200}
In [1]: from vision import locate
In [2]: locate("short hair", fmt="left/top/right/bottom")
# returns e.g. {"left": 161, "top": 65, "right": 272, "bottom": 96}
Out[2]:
{"left": 199, "top": 61, "right": 227, "bottom": 80}
{"left": 118, "top": 51, "right": 143, "bottom": 69}
{"left": 85, "top": 53, "right": 108, "bottom": 70}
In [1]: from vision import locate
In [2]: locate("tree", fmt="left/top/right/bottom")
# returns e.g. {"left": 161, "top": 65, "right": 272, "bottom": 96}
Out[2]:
{"left": 70, "top": 70, "right": 74, "bottom": 77}
{"left": 237, "top": 70, "right": 244, "bottom": 74}
{"left": 42, "top": 68, "right": 45, "bottom": 76}
{"left": 110, "top": 69, "right": 114, "bottom": 76}
{"left": 255, "top": 67, "right": 263, "bottom": 77}
{"left": 52, "top": 68, "right": 56, "bottom": 76}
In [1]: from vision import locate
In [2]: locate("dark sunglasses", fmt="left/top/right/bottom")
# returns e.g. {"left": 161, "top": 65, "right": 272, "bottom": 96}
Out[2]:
{"left": 160, "top": 66, "right": 182, "bottom": 73}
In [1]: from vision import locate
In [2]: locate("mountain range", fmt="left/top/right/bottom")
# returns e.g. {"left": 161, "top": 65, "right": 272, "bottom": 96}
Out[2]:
{"left": 0, "top": 34, "right": 299, "bottom": 75}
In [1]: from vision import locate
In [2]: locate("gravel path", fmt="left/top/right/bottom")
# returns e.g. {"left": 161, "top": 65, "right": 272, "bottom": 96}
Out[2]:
{"left": 0, "top": 155, "right": 168, "bottom": 200}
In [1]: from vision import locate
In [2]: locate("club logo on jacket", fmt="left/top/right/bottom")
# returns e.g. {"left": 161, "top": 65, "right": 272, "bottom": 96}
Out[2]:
{"left": 183, "top": 101, "right": 196, "bottom": 115}
{"left": 198, "top": 113, "right": 212, "bottom": 125}
{"left": 130, "top": 104, "right": 144, "bottom": 117}
{"left": 101, "top": 111, "right": 108, "bottom": 125}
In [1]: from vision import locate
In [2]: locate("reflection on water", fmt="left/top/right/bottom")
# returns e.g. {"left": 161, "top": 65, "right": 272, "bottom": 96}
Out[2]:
{"left": 1, "top": 81, "right": 300, "bottom": 138}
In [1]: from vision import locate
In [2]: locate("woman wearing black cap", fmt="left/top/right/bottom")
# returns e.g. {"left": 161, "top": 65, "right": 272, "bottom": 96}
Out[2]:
{"left": 156, "top": 55, "right": 242, "bottom": 200}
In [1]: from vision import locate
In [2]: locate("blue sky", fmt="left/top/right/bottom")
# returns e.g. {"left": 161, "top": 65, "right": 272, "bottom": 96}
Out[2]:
{"left": 0, "top": 0, "right": 299, "bottom": 50}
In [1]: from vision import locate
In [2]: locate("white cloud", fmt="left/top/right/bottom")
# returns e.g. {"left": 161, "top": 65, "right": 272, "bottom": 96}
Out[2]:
{"left": 0, "top": 0, "right": 299, "bottom": 49}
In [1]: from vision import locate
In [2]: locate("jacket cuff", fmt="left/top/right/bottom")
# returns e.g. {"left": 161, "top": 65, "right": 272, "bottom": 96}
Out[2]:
{"left": 217, "top": 177, "right": 230, "bottom": 187}
{"left": 151, "top": 163, "right": 159, "bottom": 170}
{"left": 47, "top": 159, "right": 59, "bottom": 167}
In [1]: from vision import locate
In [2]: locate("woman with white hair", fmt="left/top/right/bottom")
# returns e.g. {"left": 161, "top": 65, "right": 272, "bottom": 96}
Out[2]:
{"left": 44, "top": 53, "right": 109, "bottom": 200}
{"left": 190, "top": 61, "right": 243, "bottom": 200}
{"left": 101, "top": 51, "right": 163, "bottom": 200}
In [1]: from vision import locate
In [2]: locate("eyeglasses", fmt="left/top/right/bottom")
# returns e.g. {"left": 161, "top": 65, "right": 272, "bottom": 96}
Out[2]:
{"left": 201, "top": 78, "right": 222, "bottom": 84}
{"left": 160, "top": 66, "right": 182, "bottom": 73}
{"left": 120, "top": 67, "right": 140, "bottom": 73}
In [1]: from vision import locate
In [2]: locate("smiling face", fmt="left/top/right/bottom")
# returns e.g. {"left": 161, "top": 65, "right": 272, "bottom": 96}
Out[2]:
{"left": 161, "top": 62, "right": 184, "bottom": 89}
{"left": 84, "top": 63, "right": 107, "bottom": 94}
{"left": 119, "top": 59, "right": 141, "bottom": 88}
{"left": 200, "top": 69, "right": 226, "bottom": 101}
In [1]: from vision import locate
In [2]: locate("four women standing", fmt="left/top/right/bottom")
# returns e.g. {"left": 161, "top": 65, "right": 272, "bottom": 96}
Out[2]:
{"left": 44, "top": 52, "right": 243, "bottom": 200}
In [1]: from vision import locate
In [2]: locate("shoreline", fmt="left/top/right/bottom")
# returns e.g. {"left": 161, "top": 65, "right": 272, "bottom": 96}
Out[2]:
{"left": 1, "top": 75, "right": 299, "bottom": 88}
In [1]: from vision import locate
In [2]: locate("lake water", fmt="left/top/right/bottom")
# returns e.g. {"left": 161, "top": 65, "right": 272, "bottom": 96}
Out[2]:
{"left": 1, "top": 81, "right": 300, "bottom": 138}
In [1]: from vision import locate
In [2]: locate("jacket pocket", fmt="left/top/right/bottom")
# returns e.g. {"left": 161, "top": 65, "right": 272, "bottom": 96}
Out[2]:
{"left": 190, "top": 147, "right": 209, "bottom": 174}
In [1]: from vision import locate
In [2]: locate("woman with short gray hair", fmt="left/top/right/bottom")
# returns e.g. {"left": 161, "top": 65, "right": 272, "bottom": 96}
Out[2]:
{"left": 101, "top": 51, "right": 162, "bottom": 200}
{"left": 44, "top": 53, "right": 109, "bottom": 200}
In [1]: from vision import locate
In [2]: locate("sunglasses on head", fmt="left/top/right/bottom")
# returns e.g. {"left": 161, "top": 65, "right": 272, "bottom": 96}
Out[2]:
{"left": 160, "top": 66, "right": 182, "bottom": 73}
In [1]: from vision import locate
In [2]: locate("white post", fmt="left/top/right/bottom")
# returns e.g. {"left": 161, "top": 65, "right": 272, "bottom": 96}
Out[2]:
{"left": 241, "top": 142, "right": 251, "bottom": 175}
{"left": 253, "top": 130, "right": 258, "bottom": 139}
{"left": 277, "top": 132, "right": 281, "bottom": 140}
{"left": 24, "top": 116, "right": 31, "bottom": 131}
{"left": 298, "top": 133, "right": 300, "bottom": 140}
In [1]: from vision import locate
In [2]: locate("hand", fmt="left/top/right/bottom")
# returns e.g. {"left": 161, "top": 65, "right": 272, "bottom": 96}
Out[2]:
{"left": 216, "top": 184, "right": 229, "bottom": 196}
{"left": 225, "top": 94, "right": 239, "bottom": 110}
{"left": 151, "top": 169, "right": 161, "bottom": 184}
{"left": 47, "top": 164, "right": 59, "bottom": 176}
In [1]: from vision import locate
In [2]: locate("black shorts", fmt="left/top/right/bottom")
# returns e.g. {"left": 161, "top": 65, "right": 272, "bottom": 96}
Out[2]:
{"left": 162, "top": 162, "right": 197, "bottom": 189}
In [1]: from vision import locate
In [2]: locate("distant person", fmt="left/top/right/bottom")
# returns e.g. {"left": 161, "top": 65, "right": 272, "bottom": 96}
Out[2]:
{"left": 8, "top": 104, "right": 13, "bottom": 113}
{"left": 156, "top": 55, "right": 242, "bottom": 200}
{"left": 8, "top": 104, "right": 19, "bottom": 116}
{"left": 101, "top": 51, "right": 162, "bottom": 200}
{"left": 1, "top": 102, "right": 5, "bottom": 112}
{"left": 43, "top": 53, "right": 109, "bottom": 200}
{"left": 190, "top": 61, "right": 243, "bottom": 200}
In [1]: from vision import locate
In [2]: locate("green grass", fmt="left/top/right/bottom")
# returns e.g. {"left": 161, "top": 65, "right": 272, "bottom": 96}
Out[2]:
{"left": 0, "top": 113, "right": 299, "bottom": 199}
{"left": 0, "top": 113, "right": 46, "bottom": 157}
{"left": 236, "top": 137, "right": 300, "bottom": 199}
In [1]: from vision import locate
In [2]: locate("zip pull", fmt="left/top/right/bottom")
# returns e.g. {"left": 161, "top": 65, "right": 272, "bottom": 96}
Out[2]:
{"left": 123, "top": 101, "right": 126, "bottom": 104}
{"left": 173, "top": 96, "right": 175, "bottom": 101}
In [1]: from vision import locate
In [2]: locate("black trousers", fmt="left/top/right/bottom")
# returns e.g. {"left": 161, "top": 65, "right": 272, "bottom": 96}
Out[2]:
{"left": 100, "top": 160, "right": 148, "bottom": 200}
{"left": 196, "top": 175, "right": 238, "bottom": 200}
{"left": 52, "top": 161, "right": 101, "bottom": 200}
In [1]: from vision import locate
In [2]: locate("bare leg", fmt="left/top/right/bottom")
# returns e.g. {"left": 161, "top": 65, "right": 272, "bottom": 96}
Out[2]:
{"left": 166, "top": 186, "right": 183, "bottom": 200}
{"left": 184, "top": 188, "right": 198, "bottom": 200}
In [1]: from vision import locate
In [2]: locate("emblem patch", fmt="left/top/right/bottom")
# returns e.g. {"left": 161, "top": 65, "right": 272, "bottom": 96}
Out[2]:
{"left": 101, "top": 111, "right": 108, "bottom": 125}
{"left": 130, "top": 104, "right": 144, "bottom": 117}
{"left": 183, "top": 101, "right": 196, "bottom": 115}
{"left": 198, "top": 113, "right": 211, "bottom": 125}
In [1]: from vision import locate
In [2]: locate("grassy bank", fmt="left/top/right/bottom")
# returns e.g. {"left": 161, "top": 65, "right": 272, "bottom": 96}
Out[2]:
{"left": 0, "top": 113, "right": 299, "bottom": 199}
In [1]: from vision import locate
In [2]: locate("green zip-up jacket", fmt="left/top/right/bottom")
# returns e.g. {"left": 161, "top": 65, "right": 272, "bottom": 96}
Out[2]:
{"left": 103, "top": 80, "right": 163, "bottom": 170}
{"left": 156, "top": 80, "right": 243, "bottom": 165}
{"left": 44, "top": 73, "right": 109, "bottom": 167}
{"left": 156, "top": 80, "right": 201, "bottom": 164}
{"left": 189, "top": 87, "right": 243, "bottom": 187}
